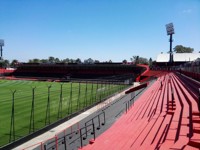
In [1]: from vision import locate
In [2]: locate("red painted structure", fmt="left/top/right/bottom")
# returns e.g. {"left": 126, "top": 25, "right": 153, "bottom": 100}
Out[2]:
{"left": 0, "top": 68, "right": 15, "bottom": 76}
{"left": 125, "top": 82, "right": 148, "bottom": 94}
{"left": 81, "top": 71, "right": 200, "bottom": 150}
{"left": 11, "top": 63, "right": 146, "bottom": 79}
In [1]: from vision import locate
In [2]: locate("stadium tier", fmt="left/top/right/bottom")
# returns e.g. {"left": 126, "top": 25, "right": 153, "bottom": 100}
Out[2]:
{"left": 0, "top": 63, "right": 148, "bottom": 149}
{"left": 11, "top": 63, "right": 146, "bottom": 79}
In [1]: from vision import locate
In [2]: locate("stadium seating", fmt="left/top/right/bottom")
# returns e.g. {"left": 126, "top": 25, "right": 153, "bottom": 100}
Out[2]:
{"left": 81, "top": 72, "right": 200, "bottom": 150}
{"left": 11, "top": 70, "right": 199, "bottom": 150}
{"left": 180, "top": 70, "right": 200, "bottom": 82}
{"left": 137, "top": 70, "right": 167, "bottom": 82}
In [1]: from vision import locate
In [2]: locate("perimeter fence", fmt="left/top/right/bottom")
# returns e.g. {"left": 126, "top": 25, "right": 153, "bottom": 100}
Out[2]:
{"left": 0, "top": 76, "right": 132, "bottom": 148}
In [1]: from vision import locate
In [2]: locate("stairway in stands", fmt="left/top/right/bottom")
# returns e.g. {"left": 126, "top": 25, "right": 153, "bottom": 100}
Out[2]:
{"left": 81, "top": 72, "right": 200, "bottom": 150}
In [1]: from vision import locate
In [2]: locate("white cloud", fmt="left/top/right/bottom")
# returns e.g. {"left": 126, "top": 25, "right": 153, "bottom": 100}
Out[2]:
{"left": 181, "top": 9, "right": 192, "bottom": 14}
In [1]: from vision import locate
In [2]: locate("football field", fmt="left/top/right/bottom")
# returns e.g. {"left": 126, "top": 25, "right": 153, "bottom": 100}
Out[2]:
{"left": 0, "top": 79, "right": 127, "bottom": 147}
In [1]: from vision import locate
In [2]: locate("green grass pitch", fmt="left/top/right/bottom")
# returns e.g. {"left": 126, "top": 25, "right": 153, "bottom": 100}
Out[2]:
{"left": 0, "top": 79, "right": 127, "bottom": 147}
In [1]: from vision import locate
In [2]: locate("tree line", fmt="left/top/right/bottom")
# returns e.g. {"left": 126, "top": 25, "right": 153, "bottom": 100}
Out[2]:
{"left": 0, "top": 56, "right": 152, "bottom": 68}
{"left": 0, "top": 45, "right": 196, "bottom": 68}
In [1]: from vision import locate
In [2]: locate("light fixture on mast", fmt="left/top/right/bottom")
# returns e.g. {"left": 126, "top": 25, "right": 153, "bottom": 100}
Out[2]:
{"left": 0, "top": 39, "right": 4, "bottom": 60}
{"left": 165, "top": 23, "right": 175, "bottom": 64}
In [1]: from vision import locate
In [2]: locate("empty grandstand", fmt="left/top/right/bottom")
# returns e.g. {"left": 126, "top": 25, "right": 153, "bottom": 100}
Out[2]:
{"left": 11, "top": 63, "right": 145, "bottom": 80}
{"left": 0, "top": 62, "right": 148, "bottom": 149}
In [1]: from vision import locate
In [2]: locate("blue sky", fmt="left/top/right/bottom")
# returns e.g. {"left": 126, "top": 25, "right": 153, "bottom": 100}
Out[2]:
{"left": 0, "top": 0, "right": 200, "bottom": 62}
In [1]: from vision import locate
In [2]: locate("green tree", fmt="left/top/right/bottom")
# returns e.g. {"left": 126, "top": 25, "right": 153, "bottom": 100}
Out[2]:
{"left": 75, "top": 58, "right": 82, "bottom": 64}
{"left": 0, "top": 59, "right": 10, "bottom": 68}
{"left": 68, "top": 59, "right": 75, "bottom": 63}
{"left": 149, "top": 58, "right": 153, "bottom": 66}
{"left": 130, "top": 56, "right": 149, "bottom": 65}
{"left": 40, "top": 59, "right": 48, "bottom": 63}
{"left": 173, "top": 45, "right": 194, "bottom": 53}
{"left": 94, "top": 60, "right": 100, "bottom": 63}
{"left": 130, "top": 56, "right": 139, "bottom": 64}
{"left": 138, "top": 57, "right": 148, "bottom": 65}
{"left": 61, "top": 58, "right": 70, "bottom": 63}
{"left": 122, "top": 59, "right": 127, "bottom": 64}
{"left": 10, "top": 59, "right": 19, "bottom": 68}
{"left": 84, "top": 58, "right": 94, "bottom": 64}
{"left": 48, "top": 56, "right": 55, "bottom": 63}
{"left": 28, "top": 59, "right": 33, "bottom": 63}
{"left": 4, "top": 59, "right": 10, "bottom": 68}
{"left": 55, "top": 58, "right": 60, "bottom": 63}
{"left": 28, "top": 59, "right": 40, "bottom": 63}
{"left": 32, "top": 58, "right": 40, "bottom": 63}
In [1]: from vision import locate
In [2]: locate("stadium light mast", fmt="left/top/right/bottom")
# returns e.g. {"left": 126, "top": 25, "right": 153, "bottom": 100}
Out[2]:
{"left": 165, "top": 23, "right": 175, "bottom": 65}
{"left": 0, "top": 39, "right": 4, "bottom": 60}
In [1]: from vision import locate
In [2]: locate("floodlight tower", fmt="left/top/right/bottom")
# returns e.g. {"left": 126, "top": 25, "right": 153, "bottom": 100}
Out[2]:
{"left": 0, "top": 39, "right": 4, "bottom": 60}
{"left": 165, "top": 23, "right": 175, "bottom": 64}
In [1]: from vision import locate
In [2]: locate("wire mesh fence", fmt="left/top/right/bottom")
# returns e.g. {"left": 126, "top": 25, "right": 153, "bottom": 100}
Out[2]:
{"left": 0, "top": 79, "right": 130, "bottom": 147}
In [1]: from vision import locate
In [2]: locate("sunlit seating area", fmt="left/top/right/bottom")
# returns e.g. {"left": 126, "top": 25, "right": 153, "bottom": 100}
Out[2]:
{"left": 81, "top": 71, "right": 200, "bottom": 150}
